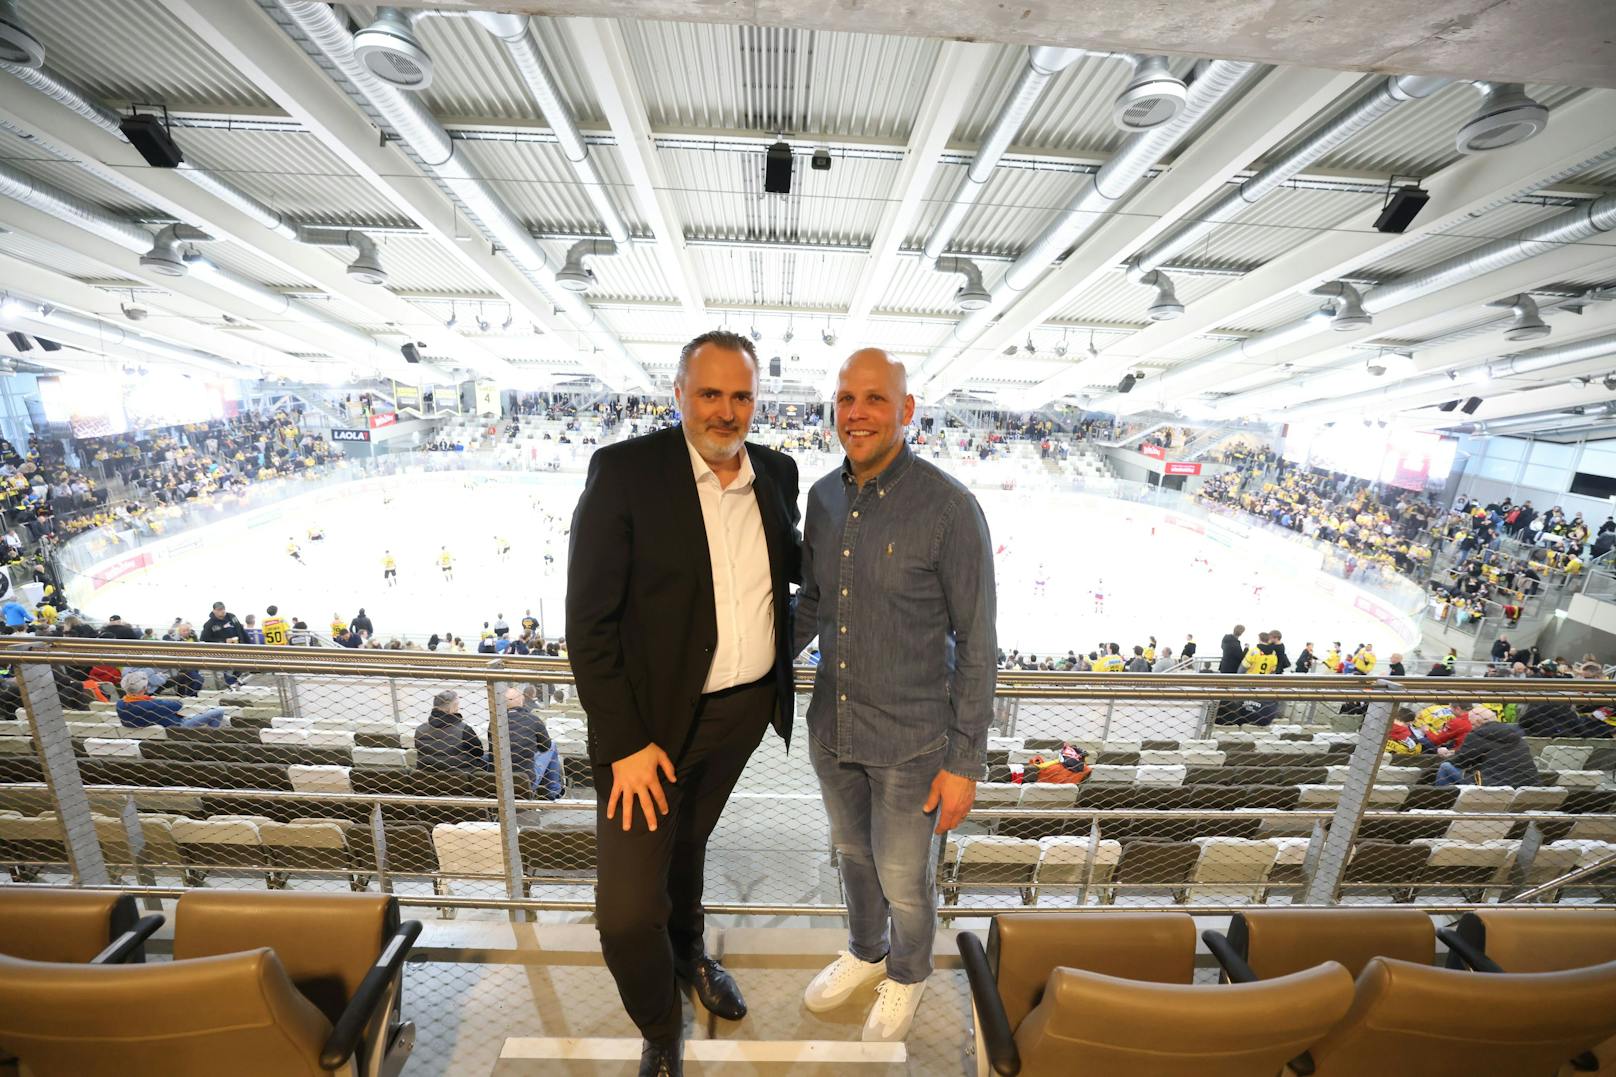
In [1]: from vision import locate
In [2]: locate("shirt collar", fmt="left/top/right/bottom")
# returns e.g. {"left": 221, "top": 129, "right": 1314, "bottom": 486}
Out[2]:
{"left": 685, "top": 434, "right": 755, "bottom": 492}
{"left": 841, "top": 440, "right": 914, "bottom": 493}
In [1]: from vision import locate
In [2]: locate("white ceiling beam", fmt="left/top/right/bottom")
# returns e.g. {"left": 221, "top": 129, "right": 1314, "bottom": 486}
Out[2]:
{"left": 567, "top": 18, "right": 705, "bottom": 327}
{"left": 1028, "top": 88, "right": 1616, "bottom": 400}
{"left": 0, "top": 199, "right": 390, "bottom": 367}
{"left": 929, "top": 66, "right": 1361, "bottom": 401}
{"left": 842, "top": 41, "right": 997, "bottom": 356}
{"left": 0, "top": 251, "right": 322, "bottom": 377}
{"left": 152, "top": 0, "right": 565, "bottom": 370}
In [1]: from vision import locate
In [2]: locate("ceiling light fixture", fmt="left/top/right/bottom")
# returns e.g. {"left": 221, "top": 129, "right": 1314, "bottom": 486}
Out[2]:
{"left": 353, "top": 6, "right": 433, "bottom": 90}
{"left": 782, "top": 325, "right": 794, "bottom": 344}
{"left": 934, "top": 256, "right": 991, "bottom": 311}
{"left": 749, "top": 325, "right": 762, "bottom": 343}
{"left": 1488, "top": 293, "right": 1551, "bottom": 342}
{"left": 555, "top": 239, "right": 616, "bottom": 293}
{"left": 1456, "top": 82, "right": 1549, "bottom": 154}
{"left": 445, "top": 304, "right": 458, "bottom": 330}
{"left": 821, "top": 328, "right": 837, "bottom": 348}
{"left": 0, "top": 0, "right": 44, "bottom": 68}
{"left": 1604, "top": 374, "right": 1616, "bottom": 392}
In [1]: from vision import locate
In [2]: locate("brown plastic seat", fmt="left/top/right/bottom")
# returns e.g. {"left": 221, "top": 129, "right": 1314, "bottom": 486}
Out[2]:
{"left": 0, "top": 888, "right": 156, "bottom": 964}
{"left": 0, "top": 948, "right": 342, "bottom": 1076}
{"left": 1302, "top": 956, "right": 1616, "bottom": 1076}
{"left": 959, "top": 912, "right": 1353, "bottom": 1077}
{"left": 1444, "top": 909, "right": 1616, "bottom": 1075}
{"left": 173, "top": 891, "right": 419, "bottom": 1076}
{"left": 1015, "top": 962, "right": 1354, "bottom": 1076}
{"left": 1102, "top": 840, "right": 1201, "bottom": 903}
{"left": 1209, "top": 908, "right": 1434, "bottom": 982}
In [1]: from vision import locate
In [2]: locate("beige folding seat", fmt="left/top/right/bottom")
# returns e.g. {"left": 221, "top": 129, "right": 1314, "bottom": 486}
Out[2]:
{"left": 1186, "top": 837, "right": 1280, "bottom": 904}
{"left": 1017, "top": 784, "right": 1077, "bottom": 808}
{"left": 1540, "top": 744, "right": 1592, "bottom": 772}
{"left": 1033, "top": 836, "right": 1122, "bottom": 904}
{"left": 949, "top": 836, "right": 1042, "bottom": 907}
{"left": 1411, "top": 839, "right": 1513, "bottom": 898}
{"left": 288, "top": 764, "right": 352, "bottom": 796}
{"left": 1509, "top": 786, "right": 1568, "bottom": 812}
{"left": 83, "top": 738, "right": 142, "bottom": 757}
{"left": 1557, "top": 769, "right": 1607, "bottom": 789}
{"left": 260, "top": 821, "right": 356, "bottom": 890}
{"left": 1087, "top": 765, "right": 1138, "bottom": 784}
{"left": 306, "top": 730, "right": 356, "bottom": 749}
{"left": 1135, "top": 764, "right": 1187, "bottom": 786}
{"left": 1453, "top": 785, "right": 1515, "bottom": 813}
{"left": 1444, "top": 815, "right": 1513, "bottom": 842}
{"left": 430, "top": 821, "right": 507, "bottom": 914}
{"left": 260, "top": 727, "right": 310, "bottom": 746}
{"left": 168, "top": 817, "right": 266, "bottom": 886}
{"left": 352, "top": 746, "right": 407, "bottom": 768}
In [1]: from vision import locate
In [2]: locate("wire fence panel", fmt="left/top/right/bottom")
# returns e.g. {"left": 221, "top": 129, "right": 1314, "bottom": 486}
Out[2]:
{"left": 1, "top": 640, "right": 1614, "bottom": 918}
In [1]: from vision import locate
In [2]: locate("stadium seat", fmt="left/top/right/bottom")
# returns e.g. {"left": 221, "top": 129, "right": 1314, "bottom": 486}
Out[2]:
{"left": 517, "top": 825, "right": 597, "bottom": 896}
{"left": 431, "top": 821, "right": 507, "bottom": 914}
{"left": 1204, "top": 907, "right": 1434, "bottom": 983}
{"left": 959, "top": 912, "right": 1353, "bottom": 1077}
{"left": 0, "top": 889, "right": 162, "bottom": 964}
{"left": 261, "top": 821, "right": 359, "bottom": 890}
{"left": 1339, "top": 841, "right": 1431, "bottom": 901}
{"left": 1015, "top": 783, "right": 1077, "bottom": 809}
{"left": 1453, "top": 786, "right": 1516, "bottom": 813}
{"left": 169, "top": 817, "right": 269, "bottom": 887}
{"left": 289, "top": 764, "right": 353, "bottom": 796}
{"left": 949, "top": 836, "right": 1042, "bottom": 907}
{"left": 1539, "top": 744, "right": 1594, "bottom": 772}
{"left": 1186, "top": 837, "right": 1280, "bottom": 904}
{"left": 1410, "top": 840, "right": 1513, "bottom": 899}
{"left": 1300, "top": 957, "right": 1616, "bottom": 1076}
{"left": 0, "top": 890, "right": 427, "bottom": 1076}
{"left": 1104, "top": 840, "right": 1201, "bottom": 905}
{"left": 0, "top": 813, "right": 66, "bottom": 878}
{"left": 1511, "top": 786, "right": 1569, "bottom": 813}
{"left": 1031, "top": 836, "right": 1122, "bottom": 904}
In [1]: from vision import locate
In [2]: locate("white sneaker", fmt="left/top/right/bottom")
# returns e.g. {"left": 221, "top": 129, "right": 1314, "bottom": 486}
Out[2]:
{"left": 803, "top": 950, "right": 888, "bottom": 1013}
{"left": 861, "top": 978, "right": 927, "bottom": 1042}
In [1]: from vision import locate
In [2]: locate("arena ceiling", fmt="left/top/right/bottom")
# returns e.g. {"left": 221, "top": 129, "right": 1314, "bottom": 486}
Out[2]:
{"left": 0, "top": 1, "right": 1613, "bottom": 439}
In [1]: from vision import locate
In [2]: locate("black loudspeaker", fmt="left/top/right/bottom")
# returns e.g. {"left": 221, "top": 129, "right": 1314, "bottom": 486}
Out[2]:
{"left": 1117, "top": 373, "right": 1136, "bottom": 394}
{"left": 768, "top": 356, "right": 782, "bottom": 378}
{"left": 5, "top": 332, "right": 30, "bottom": 352}
{"left": 1438, "top": 399, "right": 1459, "bottom": 412}
{"left": 1461, "top": 396, "right": 1483, "bottom": 415}
{"left": 36, "top": 338, "right": 60, "bottom": 352}
{"left": 401, "top": 343, "right": 422, "bottom": 364}
{"left": 1374, "top": 185, "right": 1430, "bottom": 234}
{"left": 764, "top": 141, "right": 793, "bottom": 195}
{"left": 119, "top": 114, "right": 185, "bottom": 168}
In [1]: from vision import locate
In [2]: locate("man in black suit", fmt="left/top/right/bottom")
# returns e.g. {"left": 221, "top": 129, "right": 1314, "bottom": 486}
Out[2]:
{"left": 567, "top": 330, "right": 801, "bottom": 1077}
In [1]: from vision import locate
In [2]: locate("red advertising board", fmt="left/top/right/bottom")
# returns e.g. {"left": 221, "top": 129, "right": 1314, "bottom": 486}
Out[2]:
{"left": 368, "top": 412, "right": 398, "bottom": 429}
{"left": 1140, "top": 443, "right": 1166, "bottom": 459}
{"left": 1164, "top": 461, "right": 1202, "bottom": 476}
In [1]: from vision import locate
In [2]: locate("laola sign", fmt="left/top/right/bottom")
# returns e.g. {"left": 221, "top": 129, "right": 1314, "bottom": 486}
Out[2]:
{"left": 331, "top": 428, "right": 372, "bottom": 443}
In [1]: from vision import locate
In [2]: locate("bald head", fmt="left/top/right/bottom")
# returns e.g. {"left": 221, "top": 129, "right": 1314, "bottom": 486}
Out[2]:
{"left": 839, "top": 348, "right": 908, "bottom": 397}
{"left": 835, "top": 347, "right": 915, "bottom": 482}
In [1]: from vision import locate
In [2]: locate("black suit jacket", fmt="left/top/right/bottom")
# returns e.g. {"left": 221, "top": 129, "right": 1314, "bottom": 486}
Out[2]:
{"left": 567, "top": 427, "right": 802, "bottom": 766}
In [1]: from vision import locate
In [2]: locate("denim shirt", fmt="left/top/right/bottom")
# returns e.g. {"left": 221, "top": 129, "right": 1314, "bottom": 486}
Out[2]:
{"left": 793, "top": 444, "right": 997, "bottom": 777}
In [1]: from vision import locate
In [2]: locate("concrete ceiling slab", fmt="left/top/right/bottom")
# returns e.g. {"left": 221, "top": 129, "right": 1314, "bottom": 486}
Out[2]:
{"left": 422, "top": 1, "right": 1616, "bottom": 88}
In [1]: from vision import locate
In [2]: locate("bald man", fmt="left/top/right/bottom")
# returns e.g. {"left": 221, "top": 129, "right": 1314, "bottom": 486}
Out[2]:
{"left": 792, "top": 349, "right": 996, "bottom": 1042}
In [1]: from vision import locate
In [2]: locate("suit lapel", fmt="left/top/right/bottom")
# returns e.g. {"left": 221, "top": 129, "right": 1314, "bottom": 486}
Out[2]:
{"left": 747, "top": 444, "right": 787, "bottom": 588}
{"left": 663, "top": 429, "right": 714, "bottom": 599}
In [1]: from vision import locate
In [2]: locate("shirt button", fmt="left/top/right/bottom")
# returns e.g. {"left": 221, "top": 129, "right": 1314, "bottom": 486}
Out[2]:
{"left": 839, "top": 626, "right": 847, "bottom": 634}
{"left": 852, "top": 511, "right": 859, "bottom": 518}
{"left": 840, "top": 693, "right": 847, "bottom": 701}
{"left": 840, "top": 588, "right": 848, "bottom": 596}
{"left": 839, "top": 661, "right": 846, "bottom": 669}
{"left": 878, "top": 490, "right": 886, "bottom": 498}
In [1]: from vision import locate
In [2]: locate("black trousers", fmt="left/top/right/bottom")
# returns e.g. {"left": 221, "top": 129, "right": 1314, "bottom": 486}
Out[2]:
{"left": 593, "top": 677, "right": 775, "bottom": 1040}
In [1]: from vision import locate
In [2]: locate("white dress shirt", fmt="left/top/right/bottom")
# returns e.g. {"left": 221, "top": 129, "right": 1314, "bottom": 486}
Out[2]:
{"left": 686, "top": 436, "right": 775, "bottom": 693}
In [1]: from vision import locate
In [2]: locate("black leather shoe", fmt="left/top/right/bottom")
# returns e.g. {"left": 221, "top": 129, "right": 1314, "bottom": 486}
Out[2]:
{"left": 639, "top": 1034, "right": 682, "bottom": 1077}
{"left": 676, "top": 954, "right": 748, "bottom": 1020}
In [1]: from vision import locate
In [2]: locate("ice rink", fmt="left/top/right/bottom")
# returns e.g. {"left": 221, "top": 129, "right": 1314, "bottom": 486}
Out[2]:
{"left": 69, "top": 464, "right": 1420, "bottom": 657}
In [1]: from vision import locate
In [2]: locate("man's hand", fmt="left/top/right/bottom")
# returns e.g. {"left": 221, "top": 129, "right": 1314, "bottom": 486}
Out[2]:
{"left": 1437, "top": 747, "right": 1453, "bottom": 759}
{"left": 924, "top": 770, "right": 977, "bottom": 834}
{"left": 606, "top": 743, "right": 676, "bottom": 832}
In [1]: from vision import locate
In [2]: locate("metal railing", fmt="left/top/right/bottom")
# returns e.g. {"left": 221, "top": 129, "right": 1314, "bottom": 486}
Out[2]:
{"left": 2, "top": 638, "right": 1613, "bottom": 918}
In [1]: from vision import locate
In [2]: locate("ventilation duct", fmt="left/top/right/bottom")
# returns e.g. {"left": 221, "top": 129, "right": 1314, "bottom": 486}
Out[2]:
{"left": 0, "top": 157, "right": 153, "bottom": 251}
{"left": 1459, "top": 401, "right": 1616, "bottom": 435}
{"left": 1097, "top": 190, "right": 1616, "bottom": 416}
{"left": 298, "top": 227, "right": 387, "bottom": 286}
{"left": 1282, "top": 328, "right": 1616, "bottom": 423}
{"left": 1128, "top": 74, "right": 1451, "bottom": 278}
{"left": 353, "top": 7, "right": 433, "bottom": 90}
{"left": 469, "top": 12, "right": 631, "bottom": 244}
{"left": 1134, "top": 269, "right": 1184, "bottom": 321}
{"left": 8, "top": 301, "right": 259, "bottom": 378}
{"left": 922, "top": 47, "right": 1082, "bottom": 261}
{"left": 1488, "top": 293, "right": 1551, "bottom": 341}
{"left": 1457, "top": 82, "right": 1549, "bottom": 153}
{"left": 1312, "top": 281, "right": 1372, "bottom": 331}
{"left": 0, "top": 0, "right": 42, "bottom": 69}
{"left": 934, "top": 256, "right": 992, "bottom": 310}
{"left": 139, "top": 222, "right": 212, "bottom": 277}
{"left": 274, "top": 0, "right": 649, "bottom": 391}
{"left": 917, "top": 59, "right": 1261, "bottom": 398}
{"left": 1113, "top": 55, "right": 1188, "bottom": 131}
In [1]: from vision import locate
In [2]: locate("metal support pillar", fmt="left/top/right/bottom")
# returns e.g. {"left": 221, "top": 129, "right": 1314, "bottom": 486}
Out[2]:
{"left": 1302, "top": 687, "right": 1400, "bottom": 905}
{"left": 16, "top": 655, "right": 110, "bottom": 886}
{"left": 486, "top": 678, "right": 528, "bottom": 919}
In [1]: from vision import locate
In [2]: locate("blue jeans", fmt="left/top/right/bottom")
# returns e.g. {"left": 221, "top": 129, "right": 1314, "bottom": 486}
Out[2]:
{"left": 810, "top": 735, "right": 942, "bottom": 985}
{"left": 182, "top": 707, "right": 226, "bottom": 728}
{"left": 1435, "top": 761, "right": 1465, "bottom": 786}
